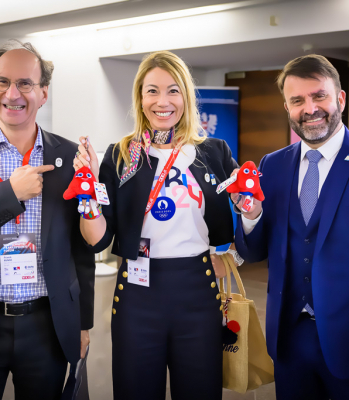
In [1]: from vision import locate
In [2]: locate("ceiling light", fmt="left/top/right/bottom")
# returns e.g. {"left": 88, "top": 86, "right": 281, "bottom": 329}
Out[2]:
{"left": 27, "top": 0, "right": 282, "bottom": 37}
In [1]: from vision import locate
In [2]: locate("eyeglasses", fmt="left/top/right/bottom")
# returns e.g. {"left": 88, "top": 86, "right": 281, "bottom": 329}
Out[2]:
{"left": 0, "top": 78, "right": 41, "bottom": 93}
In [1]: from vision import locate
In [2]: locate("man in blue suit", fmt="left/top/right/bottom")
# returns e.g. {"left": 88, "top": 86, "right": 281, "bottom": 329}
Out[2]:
{"left": 234, "top": 55, "right": 349, "bottom": 400}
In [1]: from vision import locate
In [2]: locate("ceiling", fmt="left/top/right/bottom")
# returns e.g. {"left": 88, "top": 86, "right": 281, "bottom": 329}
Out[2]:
{"left": 0, "top": 0, "right": 348, "bottom": 71}
{"left": 0, "top": 0, "right": 250, "bottom": 40}
{"left": 111, "top": 30, "right": 349, "bottom": 71}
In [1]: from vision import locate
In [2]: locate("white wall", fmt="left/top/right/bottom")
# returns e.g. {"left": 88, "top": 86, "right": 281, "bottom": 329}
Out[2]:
{"left": 36, "top": 84, "right": 52, "bottom": 132}
{"left": 192, "top": 67, "right": 233, "bottom": 87}
{"left": 98, "top": 58, "right": 139, "bottom": 146}
{"left": 31, "top": 33, "right": 139, "bottom": 151}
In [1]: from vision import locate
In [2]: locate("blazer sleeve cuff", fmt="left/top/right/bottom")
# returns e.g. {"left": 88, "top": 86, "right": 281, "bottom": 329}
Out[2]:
{"left": 0, "top": 180, "right": 25, "bottom": 223}
{"left": 85, "top": 227, "right": 114, "bottom": 254}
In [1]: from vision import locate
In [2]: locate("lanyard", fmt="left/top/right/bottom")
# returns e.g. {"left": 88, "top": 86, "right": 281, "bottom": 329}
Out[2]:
{"left": 0, "top": 146, "right": 34, "bottom": 226}
{"left": 144, "top": 145, "right": 181, "bottom": 215}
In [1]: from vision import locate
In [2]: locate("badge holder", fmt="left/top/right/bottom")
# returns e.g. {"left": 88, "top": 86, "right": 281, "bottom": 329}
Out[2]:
{"left": 0, "top": 232, "right": 38, "bottom": 285}
{"left": 127, "top": 238, "right": 150, "bottom": 287}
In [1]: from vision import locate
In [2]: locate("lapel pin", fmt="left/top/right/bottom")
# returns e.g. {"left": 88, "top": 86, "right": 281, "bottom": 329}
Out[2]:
{"left": 210, "top": 174, "right": 216, "bottom": 185}
{"left": 345, "top": 155, "right": 349, "bottom": 161}
{"left": 205, "top": 173, "right": 210, "bottom": 183}
{"left": 55, "top": 158, "right": 63, "bottom": 167}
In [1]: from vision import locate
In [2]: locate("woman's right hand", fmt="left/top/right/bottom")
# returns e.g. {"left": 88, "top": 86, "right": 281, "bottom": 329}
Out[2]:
{"left": 74, "top": 136, "right": 100, "bottom": 181}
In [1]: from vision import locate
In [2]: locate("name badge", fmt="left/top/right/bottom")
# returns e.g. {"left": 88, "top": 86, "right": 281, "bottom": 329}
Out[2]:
{"left": 0, "top": 233, "right": 38, "bottom": 285}
{"left": 127, "top": 238, "right": 150, "bottom": 287}
{"left": 94, "top": 182, "right": 110, "bottom": 205}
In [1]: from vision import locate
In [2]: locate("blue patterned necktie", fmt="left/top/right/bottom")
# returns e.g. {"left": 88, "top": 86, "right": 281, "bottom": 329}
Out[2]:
{"left": 299, "top": 150, "right": 323, "bottom": 225}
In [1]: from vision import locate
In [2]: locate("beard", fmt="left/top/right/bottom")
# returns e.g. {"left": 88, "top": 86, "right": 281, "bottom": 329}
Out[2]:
{"left": 289, "top": 102, "right": 342, "bottom": 145}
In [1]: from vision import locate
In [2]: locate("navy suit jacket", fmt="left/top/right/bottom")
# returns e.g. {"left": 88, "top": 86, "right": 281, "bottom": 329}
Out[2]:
{"left": 0, "top": 130, "right": 95, "bottom": 365}
{"left": 92, "top": 138, "right": 238, "bottom": 259}
{"left": 235, "top": 126, "right": 349, "bottom": 379}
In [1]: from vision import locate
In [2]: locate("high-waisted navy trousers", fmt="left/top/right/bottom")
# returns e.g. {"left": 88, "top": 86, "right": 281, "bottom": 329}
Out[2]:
{"left": 111, "top": 250, "right": 223, "bottom": 400}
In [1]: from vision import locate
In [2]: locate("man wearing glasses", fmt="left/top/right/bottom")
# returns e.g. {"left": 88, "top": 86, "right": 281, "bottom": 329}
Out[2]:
{"left": 0, "top": 40, "right": 95, "bottom": 400}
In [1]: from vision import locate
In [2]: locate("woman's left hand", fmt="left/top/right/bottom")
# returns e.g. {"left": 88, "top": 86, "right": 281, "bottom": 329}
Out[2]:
{"left": 210, "top": 254, "right": 227, "bottom": 278}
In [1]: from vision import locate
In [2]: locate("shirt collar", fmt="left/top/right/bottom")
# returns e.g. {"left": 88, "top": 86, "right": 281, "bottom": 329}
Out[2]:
{"left": 300, "top": 124, "right": 345, "bottom": 162}
{"left": 0, "top": 129, "right": 7, "bottom": 145}
{"left": 0, "top": 124, "right": 43, "bottom": 151}
{"left": 34, "top": 126, "right": 44, "bottom": 150}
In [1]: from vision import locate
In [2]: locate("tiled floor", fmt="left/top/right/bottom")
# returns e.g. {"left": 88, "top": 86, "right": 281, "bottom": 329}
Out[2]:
{"left": 3, "top": 258, "right": 275, "bottom": 400}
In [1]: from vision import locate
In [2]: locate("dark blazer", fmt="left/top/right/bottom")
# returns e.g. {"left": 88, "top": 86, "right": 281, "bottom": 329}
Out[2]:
{"left": 92, "top": 138, "right": 238, "bottom": 259}
{"left": 235, "top": 127, "right": 349, "bottom": 379}
{"left": 0, "top": 130, "right": 95, "bottom": 365}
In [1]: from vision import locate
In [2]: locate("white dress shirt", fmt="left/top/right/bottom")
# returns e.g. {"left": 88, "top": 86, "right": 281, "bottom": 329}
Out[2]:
{"left": 242, "top": 125, "right": 345, "bottom": 234}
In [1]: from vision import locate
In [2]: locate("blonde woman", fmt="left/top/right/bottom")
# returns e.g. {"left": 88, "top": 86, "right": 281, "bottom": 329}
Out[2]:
{"left": 75, "top": 51, "right": 239, "bottom": 400}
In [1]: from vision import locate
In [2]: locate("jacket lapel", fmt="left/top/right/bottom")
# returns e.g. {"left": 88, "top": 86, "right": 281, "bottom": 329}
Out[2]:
{"left": 188, "top": 147, "right": 217, "bottom": 207}
{"left": 279, "top": 142, "right": 301, "bottom": 260}
{"left": 41, "top": 130, "right": 65, "bottom": 259}
{"left": 314, "top": 128, "right": 349, "bottom": 255}
{"left": 117, "top": 152, "right": 158, "bottom": 240}
{"left": 188, "top": 144, "right": 234, "bottom": 244}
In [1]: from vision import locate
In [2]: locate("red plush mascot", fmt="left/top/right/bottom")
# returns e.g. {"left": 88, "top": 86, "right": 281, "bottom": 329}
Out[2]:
{"left": 217, "top": 161, "right": 264, "bottom": 212}
{"left": 63, "top": 166, "right": 97, "bottom": 214}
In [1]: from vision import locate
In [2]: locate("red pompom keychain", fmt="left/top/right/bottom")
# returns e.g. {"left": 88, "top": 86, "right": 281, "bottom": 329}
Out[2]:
{"left": 227, "top": 320, "right": 240, "bottom": 333}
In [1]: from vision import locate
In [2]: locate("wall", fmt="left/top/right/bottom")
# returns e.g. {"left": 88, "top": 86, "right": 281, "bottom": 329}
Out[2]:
{"left": 30, "top": 34, "right": 139, "bottom": 151}
{"left": 192, "top": 67, "right": 232, "bottom": 87}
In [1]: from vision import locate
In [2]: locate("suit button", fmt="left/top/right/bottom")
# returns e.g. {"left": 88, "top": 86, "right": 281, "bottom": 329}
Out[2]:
{"left": 118, "top": 284, "right": 124, "bottom": 290}
{"left": 122, "top": 271, "right": 128, "bottom": 278}
{"left": 211, "top": 282, "right": 216, "bottom": 288}
{"left": 203, "top": 256, "right": 208, "bottom": 263}
{"left": 304, "top": 277, "right": 310, "bottom": 283}
{"left": 114, "top": 296, "right": 119, "bottom": 302}
{"left": 206, "top": 269, "right": 212, "bottom": 276}
{"left": 304, "top": 258, "right": 310, "bottom": 263}
{"left": 219, "top": 305, "right": 223, "bottom": 311}
{"left": 112, "top": 308, "right": 116, "bottom": 314}
{"left": 216, "top": 293, "right": 221, "bottom": 300}
{"left": 302, "top": 296, "right": 306, "bottom": 301}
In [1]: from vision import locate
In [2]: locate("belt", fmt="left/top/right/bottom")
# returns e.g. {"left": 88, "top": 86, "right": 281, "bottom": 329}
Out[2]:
{"left": 0, "top": 297, "right": 49, "bottom": 316}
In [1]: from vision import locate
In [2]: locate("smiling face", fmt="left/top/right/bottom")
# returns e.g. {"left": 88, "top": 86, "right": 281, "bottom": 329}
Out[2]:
{"left": 0, "top": 49, "right": 48, "bottom": 133}
{"left": 284, "top": 75, "right": 345, "bottom": 147}
{"left": 141, "top": 67, "right": 184, "bottom": 131}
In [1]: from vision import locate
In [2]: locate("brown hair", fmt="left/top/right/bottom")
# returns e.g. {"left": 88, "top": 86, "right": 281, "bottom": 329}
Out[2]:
{"left": 0, "top": 39, "right": 54, "bottom": 87}
{"left": 277, "top": 54, "right": 341, "bottom": 96}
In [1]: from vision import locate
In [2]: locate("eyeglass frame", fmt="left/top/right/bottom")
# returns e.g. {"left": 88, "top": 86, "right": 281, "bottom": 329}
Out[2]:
{"left": 0, "top": 77, "right": 41, "bottom": 93}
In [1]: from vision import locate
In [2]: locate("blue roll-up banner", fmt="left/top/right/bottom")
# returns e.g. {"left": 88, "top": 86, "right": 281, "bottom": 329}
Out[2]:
{"left": 197, "top": 87, "right": 239, "bottom": 250}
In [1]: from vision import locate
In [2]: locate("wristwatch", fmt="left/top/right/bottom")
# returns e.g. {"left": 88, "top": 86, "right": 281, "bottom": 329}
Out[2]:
{"left": 226, "top": 249, "right": 244, "bottom": 266}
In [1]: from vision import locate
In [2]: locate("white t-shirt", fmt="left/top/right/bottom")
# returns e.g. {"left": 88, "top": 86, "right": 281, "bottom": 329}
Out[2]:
{"left": 141, "top": 144, "right": 209, "bottom": 258}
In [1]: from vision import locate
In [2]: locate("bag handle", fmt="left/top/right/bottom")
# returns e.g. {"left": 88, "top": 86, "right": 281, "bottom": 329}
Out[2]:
{"left": 220, "top": 253, "right": 247, "bottom": 299}
{"left": 219, "top": 256, "right": 232, "bottom": 295}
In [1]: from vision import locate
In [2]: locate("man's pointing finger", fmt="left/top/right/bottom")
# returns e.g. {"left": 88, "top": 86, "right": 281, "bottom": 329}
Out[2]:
{"left": 33, "top": 165, "right": 55, "bottom": 174}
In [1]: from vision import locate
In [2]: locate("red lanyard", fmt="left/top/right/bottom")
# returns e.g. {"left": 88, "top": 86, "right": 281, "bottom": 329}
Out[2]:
{"left": 144, "top": 145, "right": 181, "bottom": 215}
{"left": 0, "top": 146, "right": 34, "bottom": 225}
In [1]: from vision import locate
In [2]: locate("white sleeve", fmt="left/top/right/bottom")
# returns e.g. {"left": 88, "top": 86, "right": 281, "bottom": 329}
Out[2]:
{"left": 209, "top": 246, "right": 216, "bottom": 254}
{"left": 241, "top": 210, "right": 263, "bottom": 235}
